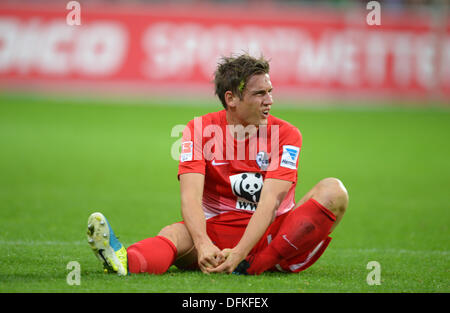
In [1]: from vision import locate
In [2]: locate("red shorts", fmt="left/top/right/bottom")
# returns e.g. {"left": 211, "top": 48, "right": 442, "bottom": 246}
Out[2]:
{"left": 185, "top": 209, "right": 332, "bottom": 273}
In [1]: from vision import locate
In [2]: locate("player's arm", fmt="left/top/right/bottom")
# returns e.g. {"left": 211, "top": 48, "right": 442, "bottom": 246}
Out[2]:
{"left": 179, "top": 173, "right": 224, "bottom": 273}
{"left": 208, "top": 178, "right": 292, "bottom": 274}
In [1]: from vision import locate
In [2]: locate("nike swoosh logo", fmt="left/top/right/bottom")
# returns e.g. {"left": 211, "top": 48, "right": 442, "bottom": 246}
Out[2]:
{"left": 212, "top": 160, "right": 229, "bottom": 166}
{"left": 98, "top": 249, "right": 108, "bottom": 263}
{"left": 282, "top": 235, "right": 298, "bottom": 250}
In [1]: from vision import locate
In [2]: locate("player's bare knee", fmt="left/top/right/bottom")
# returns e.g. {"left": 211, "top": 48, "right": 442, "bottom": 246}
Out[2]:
{"left": 158, "top": 224, "right": 181, "bottom": 247}
{"left": 315, "top": 177, "right": 348, "bottom": 217}
{"left": 158, "top": 223, "right": 193, "bottom": 257}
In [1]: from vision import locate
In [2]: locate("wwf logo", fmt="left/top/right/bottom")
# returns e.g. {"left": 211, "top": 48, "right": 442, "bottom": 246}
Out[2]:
{"left": 229, "top": 173, "right": 263, "bottom": 211}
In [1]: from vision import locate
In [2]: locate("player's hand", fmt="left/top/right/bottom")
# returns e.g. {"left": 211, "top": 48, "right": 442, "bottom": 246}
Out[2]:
{"left": 196, "top": 242, "right": 225, "bottom": 274}
{"left": 206, "top": 248, "right": 246, "bottom": 274}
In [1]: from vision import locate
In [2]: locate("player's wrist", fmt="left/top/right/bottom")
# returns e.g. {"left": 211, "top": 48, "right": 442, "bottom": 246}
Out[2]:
{"left": 193, "top": 236, "right": 214, "bottom": 249}
{"left": 232, "top": 245, "right": 249, "bottom": 261}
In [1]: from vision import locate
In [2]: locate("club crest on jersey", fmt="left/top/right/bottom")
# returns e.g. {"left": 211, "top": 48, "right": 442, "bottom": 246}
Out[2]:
{"left": 229, "top": 173, "right": 263, "bottom": 212}
{"left": 256, "top": 151, "right": 270, "bottom": 171}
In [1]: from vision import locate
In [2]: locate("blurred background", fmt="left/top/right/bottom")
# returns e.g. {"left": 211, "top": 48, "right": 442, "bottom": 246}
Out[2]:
{"left": 0, "top": 0, "right": 449, "bottom": 106}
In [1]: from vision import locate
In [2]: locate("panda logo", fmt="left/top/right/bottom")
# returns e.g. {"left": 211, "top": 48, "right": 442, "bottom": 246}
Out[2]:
{"left": 230, "top": 173, "right": 263, "bottom": 203}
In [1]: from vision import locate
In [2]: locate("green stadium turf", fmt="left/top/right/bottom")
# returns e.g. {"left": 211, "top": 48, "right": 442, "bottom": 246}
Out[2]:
{"left": 0, "top": 93, "right": 448, "bottom": 293}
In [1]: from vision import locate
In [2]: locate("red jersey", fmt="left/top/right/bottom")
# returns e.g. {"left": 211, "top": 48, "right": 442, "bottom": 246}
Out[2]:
{"left": 178, "top": 110, "right": 302, "bottom": 219}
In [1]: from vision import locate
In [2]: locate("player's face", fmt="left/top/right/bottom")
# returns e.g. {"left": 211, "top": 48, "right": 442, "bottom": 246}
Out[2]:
{"left": 234, "top": 73, "right": 273, "bottom": 126}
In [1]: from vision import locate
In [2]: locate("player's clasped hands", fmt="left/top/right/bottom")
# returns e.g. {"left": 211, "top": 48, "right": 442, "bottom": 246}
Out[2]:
{"left": 197, "top": 242, "right": 225, "bottom": 274}
{"left": 205, "top": 248, "right": 246, "bottom": 274}
{"left": 197, "top": 242, "right": 245, "bottom": 274}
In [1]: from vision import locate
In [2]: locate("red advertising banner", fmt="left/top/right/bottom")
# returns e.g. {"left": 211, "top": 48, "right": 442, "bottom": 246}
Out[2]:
{"left": 0, "top": 3, "right": 449, "bottom": 102}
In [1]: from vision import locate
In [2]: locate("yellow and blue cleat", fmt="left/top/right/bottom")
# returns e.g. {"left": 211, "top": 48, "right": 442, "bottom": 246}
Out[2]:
{"left": 87, "top": 212, "right": 128, "bottom": 276}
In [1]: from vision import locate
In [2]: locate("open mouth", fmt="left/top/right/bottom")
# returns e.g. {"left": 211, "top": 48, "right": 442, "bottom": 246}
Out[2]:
{"left": 262, "top": 108, "right": 270, "bottom": 118}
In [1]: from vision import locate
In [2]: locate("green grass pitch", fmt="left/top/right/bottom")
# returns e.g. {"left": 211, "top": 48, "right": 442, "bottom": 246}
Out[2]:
{"left": 0, "top": 93, "right": 448, "bottom": 293}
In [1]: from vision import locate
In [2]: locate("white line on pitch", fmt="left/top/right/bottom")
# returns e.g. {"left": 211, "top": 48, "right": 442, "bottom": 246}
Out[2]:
{"left": 1, "top": 240, "right": 448, "bottom": 256}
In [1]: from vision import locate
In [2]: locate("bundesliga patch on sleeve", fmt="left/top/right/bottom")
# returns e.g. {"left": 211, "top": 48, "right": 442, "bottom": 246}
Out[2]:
{"left": 180, "top": 141, "right": 193, "bottom": 162}
{"left": 280, "top": 145, "right": 300, "bottom": 169}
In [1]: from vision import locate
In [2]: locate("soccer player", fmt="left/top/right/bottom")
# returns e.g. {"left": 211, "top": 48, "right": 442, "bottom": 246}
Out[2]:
{"left": 86, "top": 54, "right": 348, "bottom": 276}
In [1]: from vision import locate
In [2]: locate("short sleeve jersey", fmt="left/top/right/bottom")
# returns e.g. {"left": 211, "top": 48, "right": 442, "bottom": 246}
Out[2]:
{"left": 178, "top": 110, "right": 302, "bottom": 219}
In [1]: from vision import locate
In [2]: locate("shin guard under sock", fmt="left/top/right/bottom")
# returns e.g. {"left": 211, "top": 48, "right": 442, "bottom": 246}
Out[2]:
{"left": 127, "top": 236, "right": 177, "bottom": 274}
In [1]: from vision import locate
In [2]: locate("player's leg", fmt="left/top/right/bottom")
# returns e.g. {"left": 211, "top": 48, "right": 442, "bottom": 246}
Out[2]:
{"left": 158, "top": 223, "right": 198, "bottom": 269}
{"left": 294, "top": 177, "right": 348, "bottom": 233}
{"left": 126, "top": 210, "right": 252, "bottom": 274}
{"left": 244, "top": 177, "right": 348, "bottom": 275}
{"left": 170, "top": 211, "right": 254, "bottom": 271}
{"left": 163, "top": 211, "right": 254, "bottom": 271}
{"left": 126, "top": 222, "right": 195, "bottom": 274}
